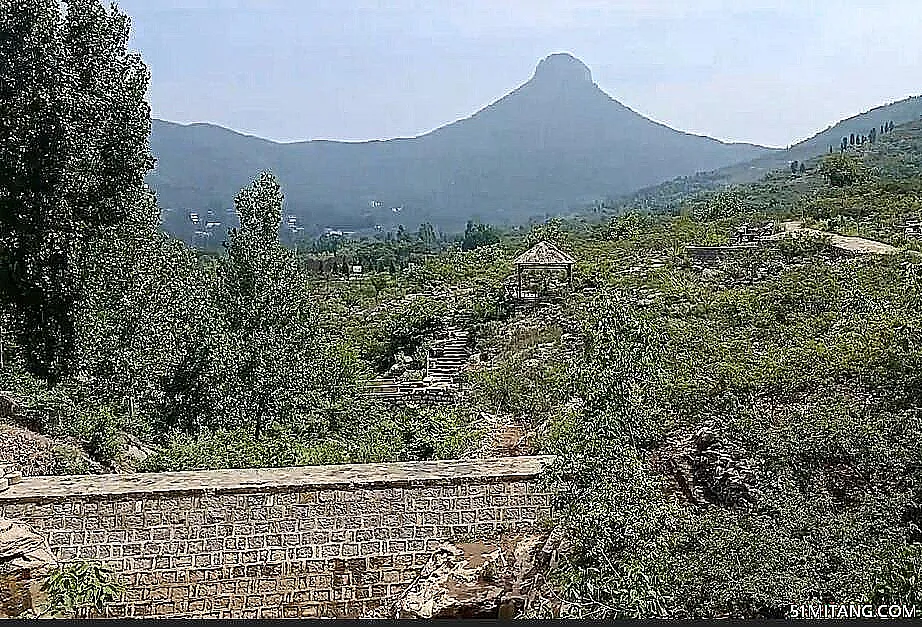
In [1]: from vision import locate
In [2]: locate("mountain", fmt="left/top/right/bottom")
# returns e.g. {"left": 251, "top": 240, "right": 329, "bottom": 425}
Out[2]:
{"left": 608, "top": 94, "right": 922, "bottom": 213}
{"left": 149, "top": 53, "right": 774, "bottom": 239}
{"left": 729, "top": 95, "right": 922, "bottom": 183}
{"left": 788, "top": 95, "right": 922, "bottom": 157}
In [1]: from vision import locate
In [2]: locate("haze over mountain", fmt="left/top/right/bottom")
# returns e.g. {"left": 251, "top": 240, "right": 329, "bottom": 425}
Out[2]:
{"left": 150, "top": 53, "right": 772, "bottom": 239}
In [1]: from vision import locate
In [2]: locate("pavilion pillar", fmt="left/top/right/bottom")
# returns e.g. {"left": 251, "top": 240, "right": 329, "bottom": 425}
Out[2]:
{"left": 517, "top": 265, "right": 523, "bottom": 300}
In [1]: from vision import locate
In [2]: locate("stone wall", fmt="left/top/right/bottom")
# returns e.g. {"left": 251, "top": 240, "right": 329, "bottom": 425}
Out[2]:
{"left": 0, "top": 456, "right": 554, "bottom": 618}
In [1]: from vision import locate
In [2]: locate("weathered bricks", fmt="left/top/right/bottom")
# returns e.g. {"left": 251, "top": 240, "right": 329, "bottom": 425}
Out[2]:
{"left": 0, "top": 456, "right": 554, "bottom": 619}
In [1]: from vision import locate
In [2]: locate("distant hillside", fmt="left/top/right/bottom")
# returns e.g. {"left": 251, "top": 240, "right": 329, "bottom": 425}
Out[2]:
{"left": 149, "top": 53, "right": 772, "bottom": 242}
{"left": 616, "top": 95, "right": 922, "bottom": 210}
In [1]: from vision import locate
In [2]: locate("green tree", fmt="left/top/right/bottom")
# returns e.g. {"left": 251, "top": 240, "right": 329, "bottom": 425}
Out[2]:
{"left": 0, "top": 0, "right": 153, "bottom": 387}
{"left": 818, "top": 153, "right": 867, "bottom": 187}
{"left": 416, "top": 222, "right": 438, "bottom": 250}
{"left": 75, "top": 218, "right": 209, "bottom": 434}
{"left": 211, "top": 172, "right": 329, "bottom": 440}
{"left": 461, "top": 220, "right": 501, "bottom": 251}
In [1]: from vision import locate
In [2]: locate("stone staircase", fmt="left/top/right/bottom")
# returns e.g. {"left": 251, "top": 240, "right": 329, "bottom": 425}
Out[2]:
{"left": 425, "top": 328, "right": 471, "bottom": 383}
{"left": 362, "top": 325, "right": 472, "bottom": 404}
{"left": 362, "top": 378, "right": 455, "bottom": 404}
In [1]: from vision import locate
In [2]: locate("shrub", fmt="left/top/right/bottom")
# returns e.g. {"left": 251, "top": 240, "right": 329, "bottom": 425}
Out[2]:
{"left": 819, "top": 153, "right": 868, "bottom": 187}
{"left": 34, "top": 561, "right": 124, "bottom": 618}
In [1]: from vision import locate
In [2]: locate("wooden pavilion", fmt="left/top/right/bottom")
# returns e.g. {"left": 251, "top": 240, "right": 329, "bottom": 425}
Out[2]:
{"left": 513, "top": 241, "right": 576, "bottom": 301}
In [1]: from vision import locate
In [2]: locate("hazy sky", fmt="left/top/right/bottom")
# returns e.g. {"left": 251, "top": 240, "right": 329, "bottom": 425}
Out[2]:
{"left": 117, "top": 0, "right": 922, "bottom": 148}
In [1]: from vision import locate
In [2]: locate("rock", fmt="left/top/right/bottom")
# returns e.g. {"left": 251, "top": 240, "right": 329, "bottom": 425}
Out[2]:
{"left": 0, "top": 394, "right": 19, "bottom": 420}
{"left": 395, "top": 534, "right": 554, "bottom": 619}
{"left": 0, "top": 519, "right": 57, "bottom": 618}
{"left": 111, "top": 432, "right": 159, "bottom": 473}
{"left": 397, "top": 542, "right": 508, "bottom": 619}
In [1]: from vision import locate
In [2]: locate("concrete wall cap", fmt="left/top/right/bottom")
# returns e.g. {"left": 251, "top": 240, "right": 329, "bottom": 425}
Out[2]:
{"left": 0, "top": 455, "right": 556, "bottom": 502}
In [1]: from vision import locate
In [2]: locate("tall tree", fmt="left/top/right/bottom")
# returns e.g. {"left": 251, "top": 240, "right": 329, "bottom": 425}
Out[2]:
{"left": 416, "top": 222, "right": 437, "bottom": 250}
{"left": 76, "top": 217, "right": 208, "bottom": 433}
{"left": 0, "top": 0, "right": 154, "bottom": 387}
{"left": 213, "top": 172, "right": 330, "bottom": 440}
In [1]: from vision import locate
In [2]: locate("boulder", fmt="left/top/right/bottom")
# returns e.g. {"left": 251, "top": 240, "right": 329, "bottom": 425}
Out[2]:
{"left": 0, "top": 393, "right": 19, "bottom": 420}
{"left": 395, "top": 533, "right": 556, "bottom": 619}
{"left": 111, "top": 432, "right": 159, "bottom": 473}
{"left": 0, "top": 519, "right": 57, "bottom": 618}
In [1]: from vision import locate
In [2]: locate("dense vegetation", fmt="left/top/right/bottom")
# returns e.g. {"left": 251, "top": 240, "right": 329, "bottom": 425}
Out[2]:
{"left": 2, "top": 0, "right": 921, "bottom": 619}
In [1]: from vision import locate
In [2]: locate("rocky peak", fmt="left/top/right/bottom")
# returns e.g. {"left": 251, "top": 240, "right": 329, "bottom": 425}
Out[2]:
{"left": 531, "top": 52, "right": 593, "bottom": 85}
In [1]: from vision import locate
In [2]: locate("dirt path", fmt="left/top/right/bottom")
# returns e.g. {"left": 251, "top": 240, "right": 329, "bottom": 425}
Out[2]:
{"left": 774, "top": 220, "right": 901, "bottom": 255}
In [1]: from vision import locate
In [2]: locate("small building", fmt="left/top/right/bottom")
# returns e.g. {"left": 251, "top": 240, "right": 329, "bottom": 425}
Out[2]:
{"left": 903, "top": 220, "right": 922, "bottom": 238}
{"left": 731, "top": 222, "right": 774, "bottom": 245}
{"left": 512, "top": 241, "right": 576, "bottom": 301}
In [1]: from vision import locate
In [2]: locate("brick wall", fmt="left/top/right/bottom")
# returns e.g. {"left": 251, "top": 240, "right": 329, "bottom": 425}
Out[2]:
{"left": 0, "top": 456, "right": 554, "bottom": 618}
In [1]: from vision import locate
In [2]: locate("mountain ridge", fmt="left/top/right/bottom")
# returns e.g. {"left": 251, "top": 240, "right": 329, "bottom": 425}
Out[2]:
{"left": 148, "top": 52, "right": 777, "bottom": 240}
{"left": 155, "top": 53, "right": 770, "bottom": 151}
{"left": 613, "top": 93, "right": 922, "bottom": 209}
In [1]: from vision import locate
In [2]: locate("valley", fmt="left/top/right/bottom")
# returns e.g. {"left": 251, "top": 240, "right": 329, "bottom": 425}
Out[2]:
{"left": 2, "top": 0, "right": 921, "bottom": 618}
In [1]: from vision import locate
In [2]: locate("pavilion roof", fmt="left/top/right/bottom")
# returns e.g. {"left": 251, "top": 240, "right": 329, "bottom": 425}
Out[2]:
{"left": 513, "top": 241, "right": 576, "bottom": 266}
